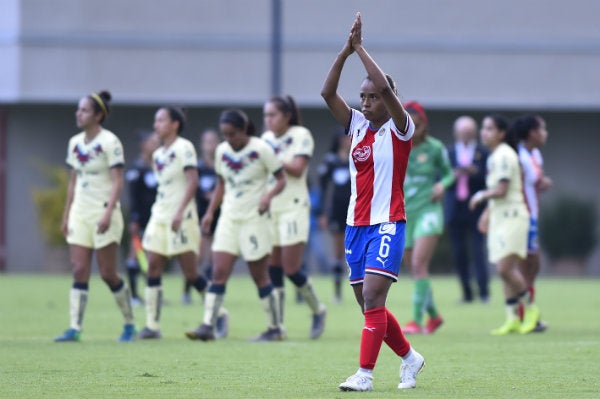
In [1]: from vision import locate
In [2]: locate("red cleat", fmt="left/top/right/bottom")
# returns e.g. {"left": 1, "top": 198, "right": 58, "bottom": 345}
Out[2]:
{"left": 424, "top": 316, "right": 444, "bottom": 334}
{"left": 403, "top": 321, "right": 423, "bottom": 334}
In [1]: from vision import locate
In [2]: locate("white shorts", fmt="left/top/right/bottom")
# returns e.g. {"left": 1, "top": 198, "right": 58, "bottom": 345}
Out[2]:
{"left": 269, "top": 205, "right": 310, "bottom": 247}
{"left": 212, "top": 213, "right": 272, "bottom": 262}
{"left": 142, "top": 215, "right": 200, "bottom": 257}
{"left": 67, "top": 208, "right": 123, "bottom": 249}
{"left": 488, "top": 205, "right": 529, "bottom": 264}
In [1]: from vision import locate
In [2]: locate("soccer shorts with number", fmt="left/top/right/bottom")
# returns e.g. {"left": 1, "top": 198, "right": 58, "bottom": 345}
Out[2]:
{"left": 345, "top": 221, "right": 406, "bottom": 285}
{"left": 142, "top": 215, "right": 200, "bottom": 257}
{"left": 212, "top": 212, "right": 273, "bottom": 261}
{"left": 405, "top": 203, "right": 444, "bottom": 249}
{"left": 67, "top": 207, "right": 124, "bottom": 249}
{"left": 487, "top": 205, "right": 529, "bottom": 263}
{"left": 270, "top": 205, "right": 310, "bottom": 247}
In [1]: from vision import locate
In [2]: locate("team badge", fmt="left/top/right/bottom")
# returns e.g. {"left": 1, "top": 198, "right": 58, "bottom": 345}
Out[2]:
{"left": 352, "top": 146, "right": 371, "bottom": 162}
{"left": 417, "top": 153, "right": 428, "bottom": 163}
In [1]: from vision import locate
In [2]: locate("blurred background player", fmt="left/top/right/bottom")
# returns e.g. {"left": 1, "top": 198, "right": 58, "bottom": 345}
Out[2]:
{"left": 125, "top": 131, "right": 160, "bottom": 306}
{"left": 138, "top": 107, "right": 209, "bottom": 339}
{"left": 513, "top": 114, "right": 552, "bottom": 332}
{"left": 261, "top": 95, "right": 327, "bottom": 339}
{"left": 185, "top": 109, "right": 286, "bottom": 342}
{"left": 317, "top": 129, "right": 352, "bottom": 303}
{"left": 445, "top": 116, "right": 490, "bottom": 303}
{"left": 469, "top": 114, "right": 540, "bottom": 335}
{"left": 55, "top": 90, "right": 135, "bottom": 342}
{"left": 181, "top": 128, "right": 221, "bottom": 305}
{"left": 321, "top": 13, "right": 425, "bottom": 392}
{"left": 401, "top": 101, "right": 454, "bottom": 334}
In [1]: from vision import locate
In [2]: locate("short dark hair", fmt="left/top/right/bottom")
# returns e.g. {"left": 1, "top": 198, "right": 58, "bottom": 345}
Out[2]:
{"left": 219, "top": 109, "right": 256, "bottom": 136}
{"left": 161, "top": 106, "right": 186, "bottom": 134}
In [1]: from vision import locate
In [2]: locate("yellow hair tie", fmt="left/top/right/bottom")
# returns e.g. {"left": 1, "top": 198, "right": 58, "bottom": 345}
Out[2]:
{"left": 90, "top": 93, "right": 108, "bottom": 116}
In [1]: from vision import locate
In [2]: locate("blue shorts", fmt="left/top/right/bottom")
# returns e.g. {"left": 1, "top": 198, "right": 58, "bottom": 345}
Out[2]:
{"left": 345, "top": 221, "right": 406, "bottom": 285}
{"left": 528, "top": 217, "right": 539, "bottom": 254}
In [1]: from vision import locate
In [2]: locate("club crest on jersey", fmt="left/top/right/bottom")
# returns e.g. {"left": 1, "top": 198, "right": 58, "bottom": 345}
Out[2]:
{"left": 155, "top": 152, "right": 176, "bottom": 173}
{"left": 352, "top": 145, "right": 372, "bottom": 162}
{"left": 73, "top": 143, "right": 103, "bottom": 165}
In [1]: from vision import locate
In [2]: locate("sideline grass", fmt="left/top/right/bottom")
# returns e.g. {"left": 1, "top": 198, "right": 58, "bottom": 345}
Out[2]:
{"left": 0, "top": 274, "right": 599, "bottom": 399}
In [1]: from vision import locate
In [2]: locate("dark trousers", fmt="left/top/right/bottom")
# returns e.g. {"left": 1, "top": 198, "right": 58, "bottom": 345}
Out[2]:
{"left": 448, "top": 200, "right": 489, "bottom": 301}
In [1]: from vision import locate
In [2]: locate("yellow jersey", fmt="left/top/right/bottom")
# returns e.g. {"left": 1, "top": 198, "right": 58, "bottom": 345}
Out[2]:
{"left": 66, "top": 129, "right": 124, "bottom": 214}
{"left": 262, "top": 126, "right": 313, "bottom": 212}
{"left": 151, "top": 137, "right": 198, "bottom": 223}
{"left": 215, "top": 136, "right": 282, "bottom": 221}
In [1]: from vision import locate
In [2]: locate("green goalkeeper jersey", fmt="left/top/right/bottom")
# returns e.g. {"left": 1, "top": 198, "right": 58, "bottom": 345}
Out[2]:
{"left": 404, "top": 136, "right": 455, "bottom": 215}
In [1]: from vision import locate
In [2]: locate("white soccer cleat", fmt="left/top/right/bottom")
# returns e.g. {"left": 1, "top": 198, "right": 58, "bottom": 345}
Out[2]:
{"left": 339, "top": 372, "right": 373, "bottom": 391}
{"left": 398, "top": 351, "right": 425, "bottom": 389}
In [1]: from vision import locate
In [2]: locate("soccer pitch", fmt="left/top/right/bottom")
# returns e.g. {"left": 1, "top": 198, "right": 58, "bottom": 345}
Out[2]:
{"left": 0, "top": 274, "right": 598, "bottom": 399}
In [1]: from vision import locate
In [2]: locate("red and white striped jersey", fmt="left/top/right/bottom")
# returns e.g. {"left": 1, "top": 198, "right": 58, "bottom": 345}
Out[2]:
{"left": 518, "top": 144, "right": 544, "bottom": 219}
{"left": 346, "top": 109, "right": 414, "bottom": 226}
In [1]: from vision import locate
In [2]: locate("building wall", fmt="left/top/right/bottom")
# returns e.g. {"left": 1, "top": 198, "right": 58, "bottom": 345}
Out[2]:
{"left": 1, "top": 0, "right": 598, "bottom": 273}
{"left": 1, "top": 0, "right": 599, "bottom": 108}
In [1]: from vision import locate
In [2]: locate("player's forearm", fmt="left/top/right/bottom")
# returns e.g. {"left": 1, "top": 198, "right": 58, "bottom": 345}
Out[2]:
{"left": 355, "top": 46, "right": 390, "bottom": 95}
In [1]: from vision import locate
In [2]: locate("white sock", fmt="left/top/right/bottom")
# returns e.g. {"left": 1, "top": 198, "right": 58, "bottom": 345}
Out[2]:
{"left": 357, "top": 368, "right": 373, "bottom": 377}
{"left": 69, "top": 288, "right": 88, "bottom": 330}
{"left": 273, "top": 287, "right": 285, "bottom": 324}
{"left": 113, "top": 283, "right": 134, "bottom": 325}
{"left": 261, "top": 291, "right": 281, "bottom": 330}
{"left": 401, "top": 348, "right": 416, "bottom": 362}
{"left": 145, "top": 286, "right": 162, "bottom": 331}
{"left": 203, "top": 292, "right": 224, "bottom": 326}
{"left": 298, "top": 279, "right": 324, "bottom": 314}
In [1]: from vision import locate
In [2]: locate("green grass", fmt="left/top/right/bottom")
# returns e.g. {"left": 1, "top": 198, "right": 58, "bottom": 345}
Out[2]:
{"left": 0, "top": 274, "right": 599, "bottom": 399}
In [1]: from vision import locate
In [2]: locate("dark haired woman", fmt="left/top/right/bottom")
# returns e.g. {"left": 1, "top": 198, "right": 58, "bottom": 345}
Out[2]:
{"left": 55, "top": 90, "right": 136, "bottom": 342}
{"left": 514, "top": 115, "right": 552, "bottom": 332}
{"left": 469, "top": 115, "right": 540, "bottom": 335}
{"left": 321, "top": 13, "right": 425, "bottom": 391}
{"left": 186, "top": 109, "right": 286, "bottom": 342}
{"left": 401, "top": 101, "right": 454, "bottom": 335}
{"left": 138, "top": 107, "right": 209, "bottom": 339}
{"left": 261, "top": 95, "right": 327, "bottom": 340}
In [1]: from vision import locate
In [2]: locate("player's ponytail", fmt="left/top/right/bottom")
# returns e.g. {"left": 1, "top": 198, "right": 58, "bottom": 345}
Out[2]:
{"left": 267, "top": 95, "right": 303, "bottom": 126}
{"left": 89, "top": 90, "right": 112, "bottom": 123}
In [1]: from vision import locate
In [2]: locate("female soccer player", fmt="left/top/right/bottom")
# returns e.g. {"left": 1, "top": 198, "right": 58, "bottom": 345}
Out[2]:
{"left": 514, "top": 115, "right": 552, "bottom": 332}
{"left": 55, "top": 90, "right": 135, "bottom": 342}
{"left": 402, "top": 101, "right": 454, "bottom": 335}
{"left": 185, "top": 109, "right": 286, "bottom": 342}
{"left": 261, "top": 95, "right": 327, "bottom": 339}
{"left": 181, "top": 128, "right": 221, "bottom": 305}
{"left": 137, "top": 107, "right": 209, "bottom": 339}
{"left": 469, "top": 115, "right": 541, "bottom": 335}
{"left": 321, "top": 12, "right": 425, "bottom": 391}
{"left": 318, "top": 130, "right": 352, "bottom": 303}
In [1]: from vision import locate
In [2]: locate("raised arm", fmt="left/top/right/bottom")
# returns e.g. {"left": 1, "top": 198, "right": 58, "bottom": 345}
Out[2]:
{"left": 351, "top": 13, "right": 408, "bottom": 130}
{"left": 320, "top": 18, "right": 355, "bottom": 128}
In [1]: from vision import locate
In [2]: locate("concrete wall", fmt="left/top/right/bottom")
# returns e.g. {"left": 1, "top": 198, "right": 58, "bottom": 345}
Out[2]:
{"left": 1, "top": 0, "right": 599, "bottom": 108}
